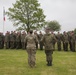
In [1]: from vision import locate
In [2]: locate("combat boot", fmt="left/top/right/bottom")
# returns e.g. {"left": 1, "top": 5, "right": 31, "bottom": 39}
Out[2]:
{"left": 47, "top": 61, "right": 49, "bottom": 66}
{"left": 49, "top": 61, "right": 52, "bottom": 66}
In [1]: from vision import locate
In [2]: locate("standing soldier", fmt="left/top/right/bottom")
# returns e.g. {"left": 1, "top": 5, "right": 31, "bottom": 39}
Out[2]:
{"left": 56, "top": 32, "right": 62, "bottom": 51}
{"left": 16, "top": 32, "right": 21, "bottom": 49}
{"left": 51, "top": 31, "right": 56, "bottom": 51}
{"left": 25, "top": 30, "right": 38, "bottom": 68}
{"left": 21, "top": 31, "right": 26, "bottom": 49}
{"left": 13, "top": 31, "right": 17, "bottom": 48}
{"left": 68, "top": 31, "right": 72, "bottom": 51}
{"left": 5, "top": 31, "right": 10, "bottom": 49}
{"left": 10, "top": 31, "right": 15, "bottom": 49}
{"left": 70, "top": 31, "right": 76, "bottom": 52}
{"left": 1, "top": 33, "right": 4, "bottom": 49}
{"left": 62, "top": 31, "right": 69, "bottom": 51}
{"left": 41, "top": 27, "right": 56, "bottom": 66}
{"left": 38, "top": 31, "right": 43, "bottom": 50}
{"left": 34, "top": 31, "right": 39, "bottom": 49}
{"left": 0, "top": 32, "right": 3, "bottom": 49}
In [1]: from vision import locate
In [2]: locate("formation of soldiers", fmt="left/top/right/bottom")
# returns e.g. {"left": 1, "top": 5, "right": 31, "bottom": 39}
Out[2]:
{"left": 0, "top": 30, "right": 76, "bottom": 52}
{"left": 55, "top": 31, "right": 76, "bottom": 52}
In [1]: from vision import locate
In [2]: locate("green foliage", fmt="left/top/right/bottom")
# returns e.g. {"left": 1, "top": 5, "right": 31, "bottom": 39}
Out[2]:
{"left": 6, "top": 0, "right": 46, "bottom": 32}
{"left": 0, "top": 50, "right": 76, "bottom": 75}
{"left": 46, "top": 20, "right": 61, "bottom": 31}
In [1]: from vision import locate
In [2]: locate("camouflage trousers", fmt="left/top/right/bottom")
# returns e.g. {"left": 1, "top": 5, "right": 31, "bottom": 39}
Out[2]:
{"left": 45, "top": 50, "right": 53, "bottom": 63}
{"left": 27, "top": 49, "right": 36, "bottom": 67}
{"left": 5, "top": 42, "right": 10, "bottom": 49}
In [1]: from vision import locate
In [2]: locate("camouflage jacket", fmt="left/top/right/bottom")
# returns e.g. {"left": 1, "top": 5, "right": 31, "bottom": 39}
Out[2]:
{"left": 41, "top": 33, "right": 56, "bottom": 50}
{"left": 25, "top": 34, "right": 38, "bottom": 49}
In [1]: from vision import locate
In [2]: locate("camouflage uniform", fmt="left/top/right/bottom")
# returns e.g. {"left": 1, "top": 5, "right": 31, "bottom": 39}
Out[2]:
{"left": 56, "top": 32, "right": 62, "bottom": 51}
{"left": 34, "top": 31, "right": 39, "bottom": 49}
{"left": 0, "top": 33, "right": 4, "bottom": 49}
{"left": 68, "top": 32, "right": 72, "bottom": 51}
{"left": 10, "top": 31, "right": 15, "bottom": 49}
{"left": 62, "top": 32, "right": 69, "bottom": 51}
{"left": 5, "top": 32, "right": 10, "bottom": 49}
{"left": 13, "top": 31, "right": 16, "bottom": 48}
{"left": 70, "top": 32, "right": 76, "bottom": 52}
{"left": 51, "top": 32, "right": 56, "bottom": 51}
{"left": 16, "top": 32, "right": 21, "bottom": 49}
{"left": 25, "top": 30, "right": 38, "bottom": 67}
{"left": 41, "top": 28, "right": 56, "bottom": 66}
{"left": 21, "top": 31, "right": 26, "bottom": 49}
{"left": 1, "top": 33, "right": 4, "bottom": 49}
{"left": 38, "top": 31, "right": 43, "bottom": 50}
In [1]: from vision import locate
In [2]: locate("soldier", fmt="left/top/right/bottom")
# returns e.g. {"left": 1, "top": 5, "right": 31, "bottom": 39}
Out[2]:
{"left": 16, "top": 32, "right": 21, "bottom": 49}
{"left": 21, "top": 31, "right": 26, "bottom": 49}
{"left": 51, "top": 31, "right": 56, "bottom": 51}
{"left": 5, "top": 31, "right": 10, "bottom": 49}
{"left": 62, "top": 31, "right": 69, "bottom": 51}
{"left": 34, "top": 31, "right": 39, "bottom": 49}
{"left": 13, "top": 31, "right": 17, "bottom": 48}
{"left": 68, "top": 31, "right": 72, "bottom": 51}
{"left": 1, "top": 33, "right": 4, "bottom": 49}
{"left": 10, "top": 31, "right": 15, "bottom": 49}
{"left": 25, "top": 30, "right": 38, "bottom": 68}
{"left": 38, "top": 31, "right": 43, "bottom": 50}
{"left": 70, "top": 31, "right": 76, "bottom": 52}
{"left": 0, "top": 32, "right": 3, "bottom": 49}
{"left": 41, "top": 27, "right": 56, "bottom": 66}
{"left": 56, "top": 32, "right": 62, "bottom": 51}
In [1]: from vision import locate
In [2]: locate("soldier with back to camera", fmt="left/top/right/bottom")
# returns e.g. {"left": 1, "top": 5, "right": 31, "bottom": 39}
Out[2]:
{"left": 25, "top": 30, "right": 38, "bottom": 68}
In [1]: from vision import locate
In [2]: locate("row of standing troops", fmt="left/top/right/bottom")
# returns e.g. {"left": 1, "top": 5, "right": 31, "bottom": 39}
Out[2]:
{"left": 0, "top": 31, "right": 26, "bottom": 49}
{"left": 0, "top": 30, "right": 76, "bottom": 52}
{"left": 55, "top": 31, "right": 76, "bottom": 52}
{"left": 35, "top": 31, "right": 76, "bottom": 52}
{"left": 0, "top": 31, "right": 44, "bottom": 49}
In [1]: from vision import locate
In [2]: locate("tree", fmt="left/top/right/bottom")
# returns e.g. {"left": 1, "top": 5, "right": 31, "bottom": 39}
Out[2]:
{"left": 6, "top": 0, "right": 46, "bottom": 32}
{"left": 46, "top": 20, "right": 61, "bottom": 31}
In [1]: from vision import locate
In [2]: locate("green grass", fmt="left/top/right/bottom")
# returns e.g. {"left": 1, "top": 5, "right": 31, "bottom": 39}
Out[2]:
{"left": 0, "top": 49, "right": 76, "bottom": 75}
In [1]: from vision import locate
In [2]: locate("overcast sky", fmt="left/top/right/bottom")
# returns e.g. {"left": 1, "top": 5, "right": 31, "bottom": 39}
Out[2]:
{"left": 0, "top": 0, "right": 76, "bottom": 33}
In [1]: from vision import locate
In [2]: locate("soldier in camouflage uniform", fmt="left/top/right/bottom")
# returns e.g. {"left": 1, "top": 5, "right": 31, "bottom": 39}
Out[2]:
{"left": 41, "top": 27, "right": 56, "bottom": 66}
{"left": 0, "top": 32, "right": 4, "bottom": 49}
{"left": 16, "top": 32, "right": 21, "bottom": 49}
{"left": 68, "top": 31, "right": 72, "bottom": 51}
{"left": 1, "top": 33, "right": 4, "bottom": 49}
{"left": 70, "top": 31, "right": 76, "bottom": 52}
{"left": 25, "top": 30, "right": 38, "bottom": 68}
{"left": 13, "top": 31, "right": 17, "bottom": 48}
{"left": 34, "top": 31, "right": 39, "bottom": 49}
{"left": 62, "top": 31, "right": 69, "bottom": 51}
{"left": 5, "top": 31, "right": 10, "bottom": 49}
{"left": 56, "top": 32, "right": 62, "bottom": 51}
{"left": 51, "top": 31, "right": 56, "bottom": 51}
{"left": 38, "top": 31, "right": 43, "bottom": 50}
{"left": 21, "top": 31, "right": 26, "bottom": 49}
{"left": 10, "top": 31, "right": 15, "bottom": 49}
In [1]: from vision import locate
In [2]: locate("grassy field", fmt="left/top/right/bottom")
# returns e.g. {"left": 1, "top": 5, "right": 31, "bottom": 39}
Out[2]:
{"left": 0, "top": 49, "right": 76, "bottom": 75}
